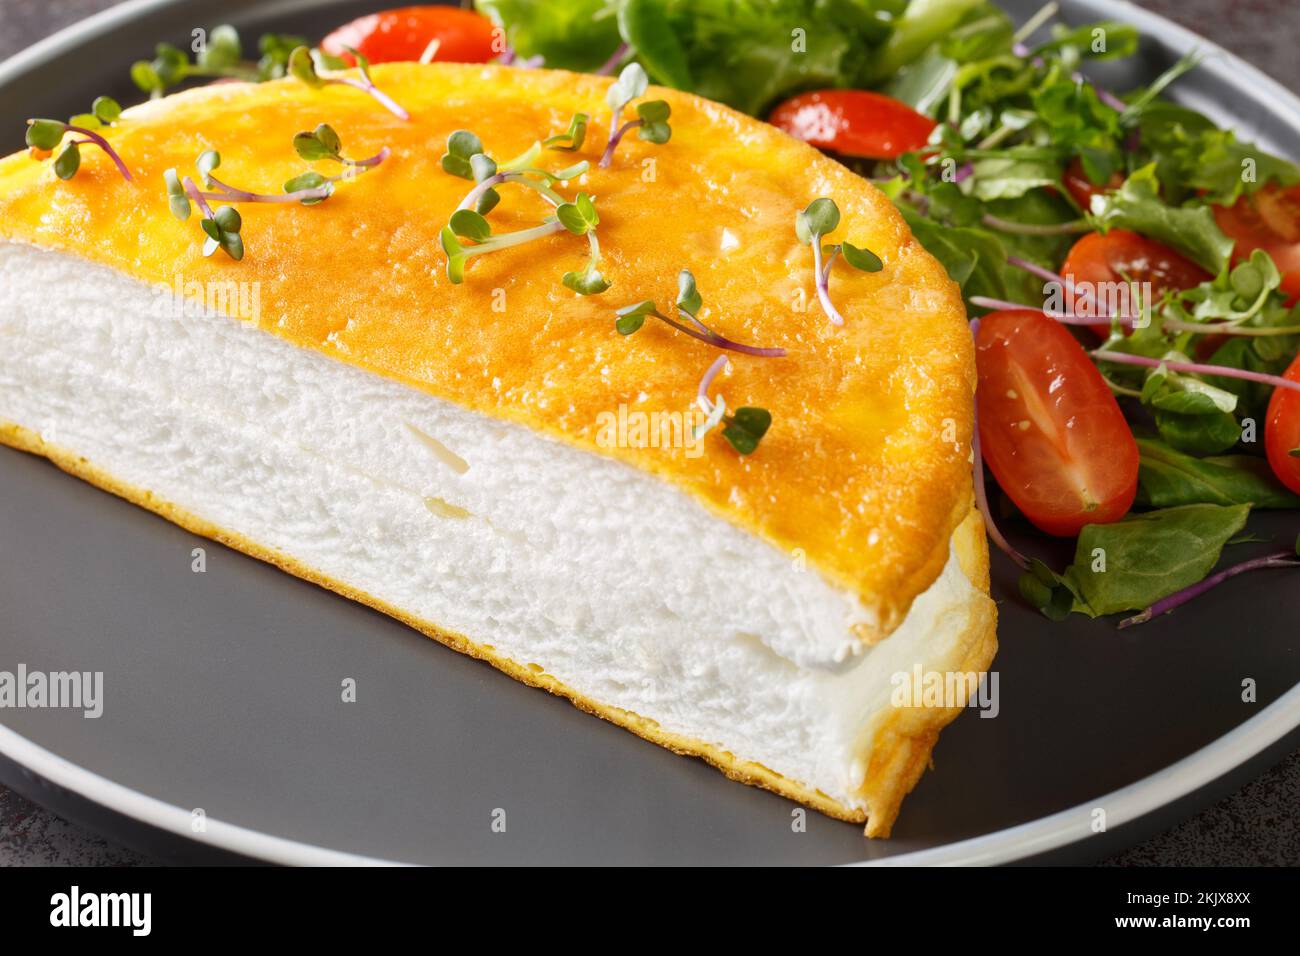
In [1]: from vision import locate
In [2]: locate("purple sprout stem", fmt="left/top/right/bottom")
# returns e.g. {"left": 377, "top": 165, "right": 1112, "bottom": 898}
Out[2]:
{"left": 517, "top": 55, "right": 545, "bottom": 69}
{"left": 968, "top": 295, "right": 1137, "bottom": 328}
{"left": 659, "top": 310, "right": 786, "bottom": 358}
{"left": 1090, "top": 350, "right": 1300, "bottom": 396}
{"left": 810, "top": 238, "right": 846, "bottom": 326}
{"left": 203, "top": 174, "right": 330, "bottom": 205}
{"left": 599, "top": 118, "right": 643, "bottom": 168}
{"left": 344, "top": 146, "right": 391, "bottom": 169}
{"left": 181, "top": 176, "right": 217, "bottom": 219}
{"left": 457, "top": 171, "right": 563, "bottom": 211}
{"left": 1118, "top": 551, "right": 1299, "bottom": 628}
{"left": 697, "top": 354, "right": 728, "bottom": 405}
{"left": 333, "top": 76, "right": 410, "bottom": 121}
{"left": 1006, "top": 254, "right": 1142, "bottom": 322}
{"left": 595, "top": 42, "right": 630, "bottom": 77}
{"left": 1073, "top": 71, "right": 1128, "bottom": 113}
{"left": 953, "top": 162, "right": 974, "bottom": 184}
{"left": 64, "top": 124, "right": 132, "bottom": 181}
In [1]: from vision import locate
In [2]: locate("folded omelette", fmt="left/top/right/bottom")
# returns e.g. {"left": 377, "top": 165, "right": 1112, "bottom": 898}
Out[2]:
{"left": 0, "top": 62, "right": 996, "bottom": 836}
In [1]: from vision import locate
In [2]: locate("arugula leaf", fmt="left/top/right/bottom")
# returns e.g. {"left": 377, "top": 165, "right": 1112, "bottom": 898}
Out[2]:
{"left": 1089, "top": 164, "right": 1234, "bottom": 274}
{"left": 1136, "top": 439, "right": 1300, "bottom": 509}
{"left": 1063, "top": 504, "right": 1250, "bottom": 617}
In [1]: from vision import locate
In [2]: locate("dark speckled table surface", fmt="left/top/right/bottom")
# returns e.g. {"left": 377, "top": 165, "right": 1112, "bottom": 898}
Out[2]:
{"left": 0, "top": 0, "right": 1297, "bottom": 867}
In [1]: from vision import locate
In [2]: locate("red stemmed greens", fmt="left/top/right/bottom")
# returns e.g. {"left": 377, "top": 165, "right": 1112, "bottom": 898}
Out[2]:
{"left": 164, "top": 124, "right": 389, "bottom": 260}
{"left": 599, "top": 64, "right": 672, "bottom": 168}
{"left": 795, "top": 198, "right": 884, "bottom": 326}
{"left": 615, "top": 271, "right": 786, "bottom": 358}
{"left": 288, "top": 45, "right": 409, "bottom": 120}
{"left": 437, "top": 129, "right": 606, "bottom": 294}
{"left": 692, "top": 355, "right": 773, "bottom": 456}
{"left": 25, "top": 96, "right": 132, "bottom": 182}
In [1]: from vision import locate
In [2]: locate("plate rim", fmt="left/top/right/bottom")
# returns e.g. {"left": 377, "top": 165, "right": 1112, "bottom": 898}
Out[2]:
{"left": 0, "top": 0, "right": 1298, "bottom": 866}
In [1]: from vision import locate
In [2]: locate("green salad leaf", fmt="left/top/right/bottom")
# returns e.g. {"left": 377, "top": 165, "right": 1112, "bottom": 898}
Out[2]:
{"left": 1136, "top": 439, "right": 1300, "bottom": 509}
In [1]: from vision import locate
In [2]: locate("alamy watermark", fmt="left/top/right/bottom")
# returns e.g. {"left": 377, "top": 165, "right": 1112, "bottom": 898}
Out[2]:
{"left": 0, "top": 664, "right": 103, "bottom": 718}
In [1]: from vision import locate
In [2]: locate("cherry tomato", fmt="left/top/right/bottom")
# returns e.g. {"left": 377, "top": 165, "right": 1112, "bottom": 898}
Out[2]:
{"left": 1265, "top": 351, "right": 1300, "bottom": 494}
{"left": 1060, "top": 230, "right": 1210, "bottom": 337}
{"left": 767, "top": 90, "right": 937, "bottom": 160}
{"left": 976, "top": 309, "right": 1139, "bottom": 537}
{"left": 1213, "top": 183, "right": 1300, "bottom": 304}
{"left": 1062, "top": 156, "right": 1123, "bottom": 211}
{"left": 320, "top": 6, "right": 498, "bottom": 66}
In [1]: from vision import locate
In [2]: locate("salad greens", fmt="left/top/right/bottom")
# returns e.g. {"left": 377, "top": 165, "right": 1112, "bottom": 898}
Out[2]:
{"left": 476, "top": 0, "right": 985, "bottom": 116}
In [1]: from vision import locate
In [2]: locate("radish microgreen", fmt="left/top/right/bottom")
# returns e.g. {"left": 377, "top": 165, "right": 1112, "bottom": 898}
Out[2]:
{"left": 599, "top": 64, "right": 672, "bottom": 168}
{"left": 614, "top": 271, "right": 786, "bottom": 357}
{"left": 164, "top": 125, "right": 388, "bottom": 260}
{"left": 129, "top": 25, "right": 303, "bottom": 98}
{"left": 693, "top": 356, "right": 773, "bottom": 456}
{"left": 288, "top": 45, "right": 409, "bottom": 120}
{"left": 544, "top": 113, "right": 589, "bottom": 151}
{"left": 795, "top": 198, "right": 884, "bottom": 326}
{"left": 25, "top": 97, "right": 131, "bottom": 182}
{"left": 437, "top": 130, "right": 606, "bottom": 294}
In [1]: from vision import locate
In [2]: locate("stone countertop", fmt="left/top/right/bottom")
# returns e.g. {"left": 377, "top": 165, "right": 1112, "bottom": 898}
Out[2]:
{"left": 0, "top": 0, "right": 1297, "bottom": 867}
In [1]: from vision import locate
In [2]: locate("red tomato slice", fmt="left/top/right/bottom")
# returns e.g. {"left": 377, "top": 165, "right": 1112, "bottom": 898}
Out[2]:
{"left": 767, "top": 90, "right": 936, "bottom": 160}
{"left": 1214, "top": 183, "right": 1300, "bottom": 304}
{"left": 1265, "top": 351, "right": 1300, "bottom": 494}
{"left": 1060, "top": 230, "right": 1210, "bottom": 338}
{"left": 1062, "top": 156, "right": 1123, "bottom": 211}
{"left": 976, "top": 309, "right": 1139, "bottom": 537}
{"left": 321, "top": 5, "right": 498, "bottom": 66}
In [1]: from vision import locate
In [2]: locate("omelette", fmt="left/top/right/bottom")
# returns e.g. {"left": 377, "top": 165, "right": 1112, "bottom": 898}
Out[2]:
{"left": 0, "top": 62, "right": 996, "bottom": 836}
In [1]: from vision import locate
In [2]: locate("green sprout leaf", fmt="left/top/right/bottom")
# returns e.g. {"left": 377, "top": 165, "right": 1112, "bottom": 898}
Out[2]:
{"left": 441, "top": 129, "right": 485, "bottom": 179}
{"left": 342, "top": 45, "right": 372, "bottom": 79}
{"left": 607, "top": 62, "right": 649, "bottom": 113}
{"left": 676, "top": 270, "right": 702, "bottom": 315}
{"left": 449, "top": 209, "right": 493, "bottom": 242}
{"left": 544, "top": 113, "right": 589, "bottom": 151}
{"left": 52, "top": 142, "right": 80, "bottom": 180}
{"left": 196, "top": 149, "right": 221, "bottom": 186}
{"left": 614, "top": 300, "right": 657, "bottom": 335}
{"left": 130, "top": 61, "right": 163, "bottom": 94}
{"left": 288, "top": 46, "right": 323, "bottom": 87}
{"left": 68, "top": 113, "right": 102, "bottom": 130}
{"left": 199, "top": 24, "right": 242, "bottom": 71}
{"left": 722, "top": 407, "right": 772, "bottom": 455}
{"left": 563, "top": 268, "right": 611, "bottom": 295}
{"left": 841, "top": 242, "right": 884, "bottom": 272}
{"left": 293, "top": 123, "right": 342, "bottom": 161}
{"left": 25, "top": 119, "right": 65, "bottom": 151}
{"left": 796, "top": 198, "right": 840, "bottom": 245}
{"left": 475, "top": 188, "right": 501, "bottom": 215}
{"left": 557, "top": 194, "right": 600, "bottom": 237}
{"left": 164, "top": 168, "right": 191, "bottom": 220}
{"left": 283, "top": 170, "right": 332, "bottom": 203}
{"left": 439, "top": 226, "right": 467, "bottom": 283}
{"left": 470, "top": 153, "right": 498, "bottom": 182}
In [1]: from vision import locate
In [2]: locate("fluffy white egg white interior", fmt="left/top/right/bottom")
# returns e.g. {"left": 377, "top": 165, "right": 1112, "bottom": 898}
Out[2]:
{"left": 0, "top": 242, "right": 979, "bottom": 810}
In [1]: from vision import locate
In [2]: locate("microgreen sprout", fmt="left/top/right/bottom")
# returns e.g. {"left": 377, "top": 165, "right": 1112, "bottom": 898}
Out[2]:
{"left": 692, "top": 356, "right": 773, "bottom": 455}
{"left": 131, "top": 26, "right": 304, "bottom": 97}
{"left": 438, "top": 130, "right": 605, "bottom": 293}
{"left": 544, "top": 113, "right": 589, "bottom": 152}
{"left": 164, "top": 125, "right": 388, "bottom": 259}
{"left": 288, "top": 45, "right": 409, "bottom": 120}
{"left": 614, "top": 271, "right": 786, "bottom": 357}
{"left": 599, "top": 64, "right": 672, "bottom": 168}
{"left": 795, "top": 198, "right": 884, "bottom": 326}
{"left": 25, "top": 96, "right": 132, "bottom": 182}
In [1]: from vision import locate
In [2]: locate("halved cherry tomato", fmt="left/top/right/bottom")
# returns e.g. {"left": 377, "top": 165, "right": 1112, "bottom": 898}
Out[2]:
{"left": 1062, "top": 156, "right": 1123, "bottom": 212}
{"left": 1213, "top": 183, "right": 1300, "bottom": 304}
{"left": 1265, "top": 351, "right": 1300, "bottom": 494}
{"left": 1060, "top": 230, "right": 1210, "bottom": 337}
{"left": 321, "top": 6, "right": 498, "bottom": 66}
{"left": 976, "top": 309, "right": 1139, "bottom": 537}
{"left": 767, "top": 90, "right": 936, "bottom": 160}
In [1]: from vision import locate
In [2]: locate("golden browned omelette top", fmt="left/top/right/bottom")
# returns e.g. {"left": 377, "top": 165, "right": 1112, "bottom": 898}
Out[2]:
{"left": 0, "top": 62, "right": 974, "bottom": 636}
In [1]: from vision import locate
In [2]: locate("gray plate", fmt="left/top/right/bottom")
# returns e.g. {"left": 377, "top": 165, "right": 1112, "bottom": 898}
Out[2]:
{"left": 1, "top": 0, "right": 1299, "bottom": 865}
